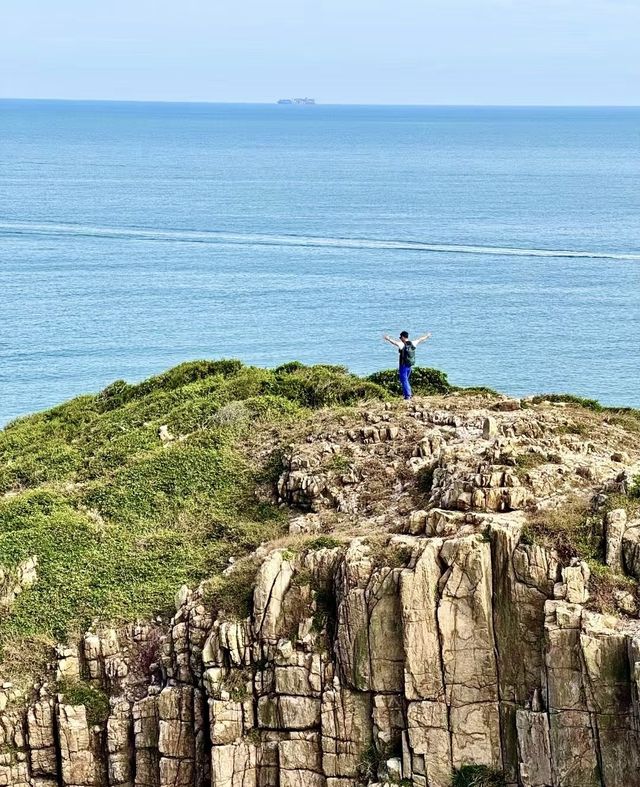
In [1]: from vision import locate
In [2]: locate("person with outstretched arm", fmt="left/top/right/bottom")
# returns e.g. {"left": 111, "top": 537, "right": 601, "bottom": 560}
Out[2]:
{"left": 383, "top": 331, "right": 432, "bottom": 400}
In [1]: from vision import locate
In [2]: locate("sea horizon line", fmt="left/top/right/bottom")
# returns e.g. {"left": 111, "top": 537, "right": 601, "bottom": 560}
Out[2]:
{"left": 2, "top": 96, "right": 640, "bottom": 109}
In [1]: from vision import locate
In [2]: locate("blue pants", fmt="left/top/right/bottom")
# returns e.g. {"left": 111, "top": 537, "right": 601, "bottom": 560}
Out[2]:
{"left": 399, "top": 365, "right": 412, "bottom": 399}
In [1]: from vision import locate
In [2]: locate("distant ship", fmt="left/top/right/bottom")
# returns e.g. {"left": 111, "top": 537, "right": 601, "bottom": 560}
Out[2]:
{"left": 277, "top": 98, "right": 316, "bottom": 105}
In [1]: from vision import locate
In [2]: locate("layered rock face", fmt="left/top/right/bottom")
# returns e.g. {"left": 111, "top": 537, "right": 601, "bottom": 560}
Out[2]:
{"left": 1, "top": 397, "right": 640, "bottom": 787}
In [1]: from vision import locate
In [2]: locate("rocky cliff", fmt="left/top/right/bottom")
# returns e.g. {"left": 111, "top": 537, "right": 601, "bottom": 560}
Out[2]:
{"left": 1, "top": 382, "right": 640, "bottom": 787}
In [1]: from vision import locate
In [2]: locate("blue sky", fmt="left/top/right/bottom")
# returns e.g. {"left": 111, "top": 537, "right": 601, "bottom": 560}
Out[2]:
{"left": 2, "top": 0, "right": 639, "bottom": 104}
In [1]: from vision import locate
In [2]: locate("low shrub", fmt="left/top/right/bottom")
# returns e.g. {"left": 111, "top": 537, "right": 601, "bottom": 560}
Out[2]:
{"left": 0, "top": 437, "right": 82, "bottom": 493}
{"left": 451, "top": 764, "right": 506, "bottom": 787}
{"left": 367, "top": 367, "right": 452, "bottom": 396}
{"left": 601, "top": 491, "right": 640, "bottom": 518}
{"left": 514, "top": 452, "right": 548, "bottom": 472}
{"left": 222, "top": 668, "right": 252, "bottom": 701}
{"left": 368, "top": 539, "right": 414, "bottom": 570}
{"left": 202, "top": 557, "right": 260, "bottom": 619}
{"left": 131, "top": 628, "right": 163, "bottom": 678}
{"left": 97, "top": 359, "right": 245, "bottom": 410}
{"left": 587, "top": 562, "right": 638, "bottom": 615}
{"left": 270, "top": 364, "right": 388, "bottom": 408}
{"left": 57, "top": 679, "right": 110, "bottom": 726}
{"left": 304, "top": 535, "right": 342, "bottom": 551}
{"left": 530, "top": 393, "right": 603, "bottom": 411}
{"left": 327, "top": 452, "right": 354, "bottom": 473}
{"left": 524, "top": 497, "right": 603, "bottom": 564}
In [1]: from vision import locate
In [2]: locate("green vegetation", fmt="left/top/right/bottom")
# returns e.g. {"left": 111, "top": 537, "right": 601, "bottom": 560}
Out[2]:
{"left": 586, "top": 561, "right": 638, "bottom": 615}
{"left": 367, "top": 367, "right": 452, "bottom": 396}
{"left": 327, "top": 452, "right": 355, "bottom": 473}
{"left": 57, "top": 679, "right": 110, "bottom": 726}
{"left": 221, "top": 668, "right": 252, "bottom": 701}
{"left": 367, "top": 367, "right": 500, "bottom": 399}
{"left": 530, "top": 393, "right": 604, "bottom": 411}
{"left": 304, "top": 535, "right": 342, "bottom": 551}
{"left": 201, "top": 557, "right": 261, "bottom": 620}
{"left": 523, "top": 496, "right": 602, "bottom": 564}
{"left": 523, "top": 491, "right": 640, "bottom": 613}
{"left": 554, "top": 422, "right": 591, "bottom": 437}
{"left": 458, "top": 386, "right": 500, "bottom": 397}
{"left": 531, "top": 393, "right": 640, "bottom": 431}
{"left": 367, "top": 538, "right": 414, "bottom": 570}
{"left": 357, "top": 742, "right": 382, "bottom": 782}
{"left": 601, "top": 491, "right": 640, "bottom": 518}
{"left": 514, "top": 451, "right": 548, "bottom": 473}
{"left": 451, "top": 765, "right": 506, "bottom": 787}
{"left": 0, "top": 360, "right": 396, "bottom": 653}
{"left": 357, "top": 739, "right": 402, "bottom": 782}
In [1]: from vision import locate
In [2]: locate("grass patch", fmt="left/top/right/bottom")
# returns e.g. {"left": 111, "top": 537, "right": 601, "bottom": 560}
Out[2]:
{"left": 451, "top": 765, "right": 506, "bottom": 787}
{"left": 555, "top": 422, "right": 591, "bottom": 437}
{"left": 57, "top": 679, "right": 110, "bottom": 726}
{"left": 514, "top": 452, "right": 548, "bottom": 472}
{"left": 524, "top": 497, "right": 602, "bottom": 564}
{"left": 201, "top": 557, "right": 261, "bottom": 620}
{"left": 601, "top": 491, "right": 640, "bottom": 518}
{"left": 458, "top": 386, "right": 501, "bottom": 397}
{"left": 367, "top": 539, "right": 414, "bottom": 570}
{"left": 586, "top": 561, "right": 638, "bottom": 615}
{"left": 532, "top": 394, "right": 640, "bottom": 436}
{"left": 327, "top": 452, "right": 354, "bottom": 473}
{"left": 530, "top": 393, "right": 603, "bottom": 411}
{"left": 604, "top": 411, "right": 640, "bottom": 434}
{"left": 222, "top": 668, "right": 252, "bottom": 701}
{"left": 304, "top": 535, "right": 342, "bottom": 551}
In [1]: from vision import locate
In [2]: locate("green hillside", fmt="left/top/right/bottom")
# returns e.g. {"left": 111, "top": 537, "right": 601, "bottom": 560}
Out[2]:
{"left": 0, "top": 360, "right": 456, "bottom": 659}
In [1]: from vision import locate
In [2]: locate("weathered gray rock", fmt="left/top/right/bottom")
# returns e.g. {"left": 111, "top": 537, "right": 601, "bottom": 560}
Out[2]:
{"left": 400, "top": 539, "right": 444, "bottom": 701}
{"left": 438, "top": 535, "right": 502, "bottom": 769}
{"left": 321, "top": 684, "right": 372, "bottom": 780}
{"left": 515, "top": 706, "right": 552, "bottom": 787}
{"left": 606, "top": 508, "right": 629, "bottom": 573}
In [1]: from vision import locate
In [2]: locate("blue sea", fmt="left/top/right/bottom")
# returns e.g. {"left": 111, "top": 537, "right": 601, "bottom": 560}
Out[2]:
{"left": 1, "top": 100, "right": 639, "bottom": 424}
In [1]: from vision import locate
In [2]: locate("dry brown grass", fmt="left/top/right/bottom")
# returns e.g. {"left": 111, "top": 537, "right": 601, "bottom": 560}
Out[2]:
{"left": 586, "top": 562, "right": 638, "bottom": 615}
{"left": 523, "top": 495, "right": 602, "bottom": 564}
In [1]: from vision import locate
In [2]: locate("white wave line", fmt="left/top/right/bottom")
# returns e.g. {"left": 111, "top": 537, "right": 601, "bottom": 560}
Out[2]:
{"left": 1, "top": 220, "right": 639, "bottom": 261}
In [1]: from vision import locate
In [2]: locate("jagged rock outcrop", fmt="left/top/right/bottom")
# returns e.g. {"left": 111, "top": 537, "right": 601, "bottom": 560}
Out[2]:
{"left": 1, "top": 397, "right": 639, "bottom": 786}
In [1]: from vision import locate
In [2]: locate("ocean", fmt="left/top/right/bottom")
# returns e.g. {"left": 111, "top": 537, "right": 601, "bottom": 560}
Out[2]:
{"left": 1, "top": 100, "right": 639, "bottom": 424}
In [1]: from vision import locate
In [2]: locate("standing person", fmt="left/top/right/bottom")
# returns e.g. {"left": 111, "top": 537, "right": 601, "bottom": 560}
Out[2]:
{"left": 383, "top": 331, "right": 431, "bottom": 400}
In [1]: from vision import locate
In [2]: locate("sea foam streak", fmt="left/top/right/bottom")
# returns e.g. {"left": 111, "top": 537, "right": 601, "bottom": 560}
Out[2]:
{"left": 1, "top": 220, "right": 639, "bottom": 261}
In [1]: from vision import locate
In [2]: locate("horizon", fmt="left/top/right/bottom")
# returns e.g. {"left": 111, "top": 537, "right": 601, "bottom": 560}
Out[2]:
{"left": 4, "top": 97, "right": 640, "bottom": 109}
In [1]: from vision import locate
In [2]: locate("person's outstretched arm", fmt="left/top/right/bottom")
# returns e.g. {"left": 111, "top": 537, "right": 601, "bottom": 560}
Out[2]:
{"left": 413, "top": 333, "right": 432, "bottom": 346}
{"left": 383, "top": 334, "right": 403, "bottom": 349}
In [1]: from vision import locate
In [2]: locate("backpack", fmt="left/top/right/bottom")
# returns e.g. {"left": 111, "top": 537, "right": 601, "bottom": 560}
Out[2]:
{"left": 400, "top": 342, "right": 416, "bottom": 367}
